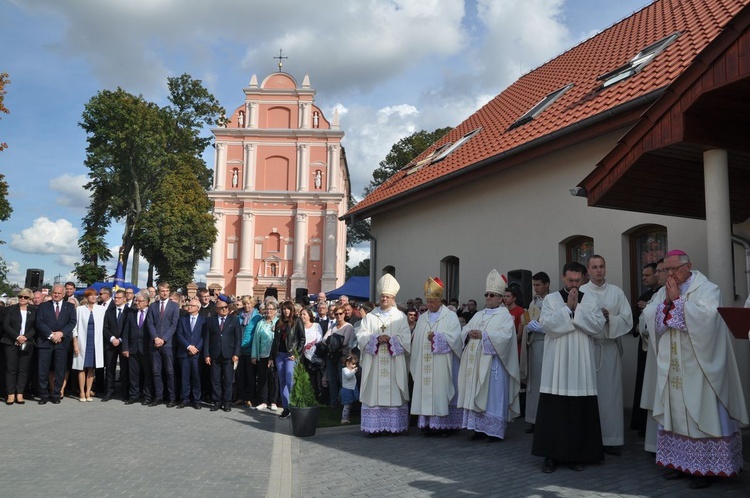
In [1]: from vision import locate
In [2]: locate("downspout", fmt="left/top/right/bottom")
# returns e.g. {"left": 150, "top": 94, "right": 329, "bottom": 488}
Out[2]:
{"left": 732, "top": 234, "right": 750, "bottom": 301}
{"left": 369, "top": 235, "right": 377, "bottom": 301}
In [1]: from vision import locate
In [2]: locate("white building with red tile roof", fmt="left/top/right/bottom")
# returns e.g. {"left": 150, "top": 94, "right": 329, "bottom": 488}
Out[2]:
{"left": 347, "top": 0, "right": 750, "bottom": 408}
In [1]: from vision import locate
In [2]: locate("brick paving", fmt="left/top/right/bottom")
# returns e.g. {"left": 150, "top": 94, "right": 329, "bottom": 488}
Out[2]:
{"left": 0, "top": 396, "right": 277, "bottom": 497}
{"left": 293, "top": 419, "right": 750, "bottom": 498}
{"left": 3, "top": 397, "right": 748, "bottom": 498}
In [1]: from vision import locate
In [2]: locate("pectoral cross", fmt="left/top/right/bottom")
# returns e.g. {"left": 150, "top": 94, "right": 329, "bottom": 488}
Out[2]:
{"left": 380, "top": 324, "right": 387, "bottom": 332}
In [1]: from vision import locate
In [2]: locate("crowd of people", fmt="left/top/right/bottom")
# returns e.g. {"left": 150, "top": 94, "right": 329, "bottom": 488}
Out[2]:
{"left": 1, "top": 249, "right": 747, "bottom": 490}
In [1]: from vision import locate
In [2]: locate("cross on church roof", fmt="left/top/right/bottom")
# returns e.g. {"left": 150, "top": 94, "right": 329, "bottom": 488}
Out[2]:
{"left": 274, "top": 49, "right": 288, "bottom": 72}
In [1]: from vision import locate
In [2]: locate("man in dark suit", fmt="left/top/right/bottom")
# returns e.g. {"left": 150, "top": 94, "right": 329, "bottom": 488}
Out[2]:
{"left": 176, "top": 298, "right": 205, "bottom": 409}
{"left": 315, "top": 302, "right": 331, "bottom": 334}
{"left": 122, "top": 291, "right": 152, "bottom": 405}
{"left": 196, "top": 287, "right": 215, "bottom": 401}
{"left": 204, "top": 301, "right": 241, "bottom": 412}
{"left": 146, "top": 282, "right": 180, "bottom": 407}
{"left": 34, "top": 284, "right": 76, "bottom": 404}
{"left": 102, "top": 289, "right": 129, "bottom": 401}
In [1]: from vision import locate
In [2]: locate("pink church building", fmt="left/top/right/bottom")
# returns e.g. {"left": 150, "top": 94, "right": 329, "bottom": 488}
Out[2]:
{"left": 205, "top": 72, "right": 350, "bottom": 300}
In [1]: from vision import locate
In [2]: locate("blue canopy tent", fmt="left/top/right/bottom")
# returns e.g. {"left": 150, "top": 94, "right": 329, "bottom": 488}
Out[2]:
{"left": 321, "top": 276, "right": 370, "bottom": 301}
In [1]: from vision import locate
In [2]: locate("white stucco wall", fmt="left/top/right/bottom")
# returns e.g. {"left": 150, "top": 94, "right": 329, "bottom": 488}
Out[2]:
{"left": 369, "top": 129, "right": 750, "bottom": 411}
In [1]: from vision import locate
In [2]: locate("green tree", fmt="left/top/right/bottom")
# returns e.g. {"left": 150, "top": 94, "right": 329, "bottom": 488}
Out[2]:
{"left": 78, "top": 74, "right": 224, "bottom": 285}
{"left": 78, "top": 88, "right": 166, "bottom": 276}
{"left": 346, "top": 127, "right": 452, "bottom": 247}
{"left": 1, "top": 74, "right": 13, "bottom": 289}
{"left": 136, "top": 156, "right": 218, "bottom": 291}
{"left": 346, "top": 258, "right": 370, "bottom": 279}
{"left": 363, "top": 127, "right": 452, "bottom": 197}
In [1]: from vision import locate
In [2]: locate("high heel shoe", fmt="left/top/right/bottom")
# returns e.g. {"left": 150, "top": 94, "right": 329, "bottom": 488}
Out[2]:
{"left": 15, "top": 396, "right": 25, "bottom": 404}
{"left": 5, "top": 394, "right": 15, "bottom": 405}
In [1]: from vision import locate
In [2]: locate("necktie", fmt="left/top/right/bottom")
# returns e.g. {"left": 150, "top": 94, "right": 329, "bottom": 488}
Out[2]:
{"left": 219, "top": 317, "right": 225, "bottom": 330}
{"left": 55, "top": 302, "right": 60, "bottom": 319}
{"left": 160, "top": 301, "right": 165, "bottom": 318}
{"left": 117, "top": 308, "right": 122, "bottom": 321}
{"left": 139, "top": 310, "right": 145, "bottom": 327}
{"left": 190, "top": 316, "right": 196, "bottom": 331}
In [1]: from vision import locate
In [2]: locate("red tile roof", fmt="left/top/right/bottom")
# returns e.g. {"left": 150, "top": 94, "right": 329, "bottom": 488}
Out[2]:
{"left": 347, "top": 0, "right": 749, "bottom": 219}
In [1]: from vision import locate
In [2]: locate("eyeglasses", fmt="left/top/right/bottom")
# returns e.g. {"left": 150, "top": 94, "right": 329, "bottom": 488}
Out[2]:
{"left": 335, "top": 312, "right": 345, "bottom": 316}
{"left": 216, "top": 306, "right": 228, "bottom": 310}
{"left": 664, "top": 263, "right": 688, "bottom": 273}
{"left": 484, "top": 293, "right": 500, "bottom": 298}
{"left": 19, "top": 296, "right": 31, "bottom": 299}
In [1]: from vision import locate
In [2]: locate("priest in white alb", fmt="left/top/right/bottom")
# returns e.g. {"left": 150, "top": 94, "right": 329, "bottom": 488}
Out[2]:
{"left": 580, "top": 255, "right": 633, "bottom": 455}
{"left": 356, "top": 274, "right": 411, "bottom": 435}
{"left": 532, "top": 262, "right": 605, "bottom": 473}
{"left": 457, "top": 269, "right": 520, "bottom": 442}
{"left": 410, "top": 277, "right": 464, "bottom": 436}
{"left": 652, "top": 250, "right": 748, "bottom": 489}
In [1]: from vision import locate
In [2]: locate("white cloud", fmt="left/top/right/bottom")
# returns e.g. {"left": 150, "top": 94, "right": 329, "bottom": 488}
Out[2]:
{"left": 49, "top": 173, "right": 91, "bottom": 209}
{"left": 57, "top": 254, "right": 79, "bottom": 267}
{"left": 5, "top": 261, "right": 24, "bottom": 285}
{"left": 347, "top": 245, "right": 370, "bottom": 267}
{"left": 475, "top": 0, "right": 571, "bottom": 87}
{"left": 9, "top": 217, "right": 79, "bottom": 255}
{"left": 25, "top": 0, "right": 466, "bottom": 98}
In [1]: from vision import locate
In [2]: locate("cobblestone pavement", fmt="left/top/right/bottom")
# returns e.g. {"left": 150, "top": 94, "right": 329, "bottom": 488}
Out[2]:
{"left": 0, "top": 395, "right": 277, "bottom": 497}
{"left": 3, "top": 397, "right": 748, "bottom": 498}
{"left": 292, "top": 419, "right": 750, "bottom": 498}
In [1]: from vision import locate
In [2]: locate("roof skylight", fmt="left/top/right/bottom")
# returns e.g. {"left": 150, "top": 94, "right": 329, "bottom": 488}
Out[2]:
{"left": 508, "top": 84, "right": 573, "bottom": 130}
{"left": 598, "top": 32, "right": 680, "bottom": 88}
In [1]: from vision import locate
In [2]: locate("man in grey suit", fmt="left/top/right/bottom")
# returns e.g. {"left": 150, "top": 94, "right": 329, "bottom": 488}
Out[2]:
{"left": 146, "top": 282, "right": 180, "bottom": 407}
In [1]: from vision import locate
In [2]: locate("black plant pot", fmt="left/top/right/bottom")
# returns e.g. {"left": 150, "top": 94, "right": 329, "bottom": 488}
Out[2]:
{"left": 290, "top": 406, "right": 319, "bottom": 437}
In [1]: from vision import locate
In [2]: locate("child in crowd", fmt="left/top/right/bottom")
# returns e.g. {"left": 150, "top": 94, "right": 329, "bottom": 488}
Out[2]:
{"left": 340, "top": 354, "right": 359, "bottom": 424}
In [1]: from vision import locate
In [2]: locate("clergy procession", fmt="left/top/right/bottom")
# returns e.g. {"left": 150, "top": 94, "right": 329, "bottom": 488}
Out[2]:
{"left": 1, "top": 251, "right": 747, "bottom": 491}
{"left": 356, "top": 250, "right": 747, "bottom": 491}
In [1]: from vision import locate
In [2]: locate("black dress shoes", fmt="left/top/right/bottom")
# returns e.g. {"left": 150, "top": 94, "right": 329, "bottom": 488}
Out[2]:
{"left": 193, "top": 402, "right": 202, "bottom": 410}
{"left": 141, "top": 398, "right": 152, "bottom": 406}
{"left": 176, "top": 402, "right": 188, "bottom": 409}
{"left": 542, "top": 458, "right": 558, "bottom": 473}
{"left": 101, "top": 394, "right": 111, "bottom": 402}
{"left": 149, "top": 399, "right": 161, "bottom": 407}
{"left": 166, "top": 401, "right": 176, "bottom": 408}
{"left": 603, "top": 445, "right": 622, "bottom": 456}
{"left": 210, "top": 404, "right": 220, "bottom": 411}
{"left": 38, "top": 398, "right": 48, "bottom": 405}
{"left": 221, "top": 404, "right": 231, "bottom": 412}
{"left": 51, "top": 398, "right": 61, "bottom": 404}
{"left": 125, "top": 398, "right": 138, "bottom": 405}
{"left": 525, "top": 424, "right": 535, "bottom": 434}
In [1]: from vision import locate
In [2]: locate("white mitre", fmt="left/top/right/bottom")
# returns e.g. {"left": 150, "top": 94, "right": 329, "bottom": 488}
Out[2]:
{"left": 377, "top": 273, "right": 400, "bottom": 297}
{"left": 486, "top": 269, "right": 507, "bottom": 294}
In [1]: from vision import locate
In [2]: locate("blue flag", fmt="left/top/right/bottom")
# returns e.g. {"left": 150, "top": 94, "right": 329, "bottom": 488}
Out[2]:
{"left": 113, "top": 258, "right": 125, "bottom": 292}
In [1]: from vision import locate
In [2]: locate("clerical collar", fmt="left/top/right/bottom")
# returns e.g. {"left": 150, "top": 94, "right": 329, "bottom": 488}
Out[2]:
{"left": 678, "top": 273, "right": 695, "bottom": 294}
{"left": 484, "top": 306, "right": 503, "bottom": 314}
{"left": 375, "top": 306, "right": 395, "bottom": 316}
{"left": 558, "top": 288, "right": 584, "bottom": 303}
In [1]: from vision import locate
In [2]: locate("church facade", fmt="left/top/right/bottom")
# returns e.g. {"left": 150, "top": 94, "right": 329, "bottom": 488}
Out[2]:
{"left": 206, "top": 72, "right": 349, "bottom": 300}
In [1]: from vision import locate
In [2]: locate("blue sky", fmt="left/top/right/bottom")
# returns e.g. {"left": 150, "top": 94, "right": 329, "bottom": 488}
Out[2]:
{"left": 0, "top": 0, "right": 651, "bottom": 289}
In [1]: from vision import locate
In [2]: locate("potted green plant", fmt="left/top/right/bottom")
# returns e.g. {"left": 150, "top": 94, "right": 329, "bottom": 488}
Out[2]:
{"left": 289, "top": 350, "right": 319, "bottom": 437}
